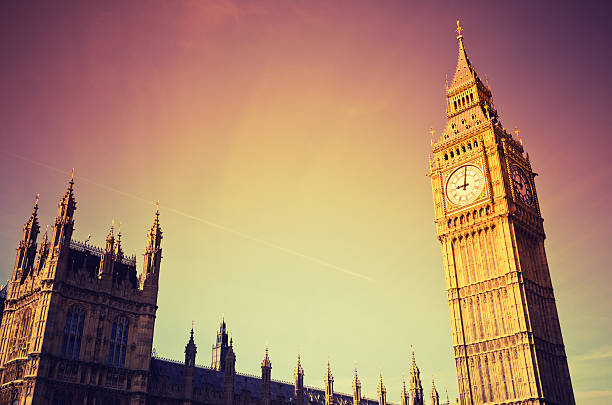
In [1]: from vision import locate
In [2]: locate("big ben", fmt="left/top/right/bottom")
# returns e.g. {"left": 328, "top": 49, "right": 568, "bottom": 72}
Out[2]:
{"left": 429, "top": 22, "right": 575, "bottom": 405}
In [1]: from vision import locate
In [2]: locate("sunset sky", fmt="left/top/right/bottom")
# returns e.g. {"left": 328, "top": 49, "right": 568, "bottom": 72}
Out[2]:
{"left": 0, "top": 1, "right": 611, "bottom": 403}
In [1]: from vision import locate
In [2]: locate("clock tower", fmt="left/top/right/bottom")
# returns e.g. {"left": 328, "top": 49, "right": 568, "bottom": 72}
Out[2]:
{"left": 428, "top": 22, "right": 574, "bottom": 405}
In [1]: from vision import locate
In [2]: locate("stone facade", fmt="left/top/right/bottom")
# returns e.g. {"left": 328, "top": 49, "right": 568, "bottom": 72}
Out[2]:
{"left": 1, "top": 179, "right": 447, "bottom": 405}
{"left": 428, "top": 21, "right": 575, "bottom": 405}
{"left": 0, "top": 176, "right": 161, "bottom": 405}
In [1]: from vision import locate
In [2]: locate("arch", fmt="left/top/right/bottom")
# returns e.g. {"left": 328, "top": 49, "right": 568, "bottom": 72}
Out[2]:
{"left": 108, "top": 316, "right": 129, "bottom": 367}
{"left": 61, "top": 306, "right": 85, "bottom": 360}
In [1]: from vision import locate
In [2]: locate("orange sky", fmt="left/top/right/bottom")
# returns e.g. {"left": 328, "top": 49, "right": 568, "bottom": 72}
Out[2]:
{"left": 0, "top": 1, "right": 611, "bottom": 403}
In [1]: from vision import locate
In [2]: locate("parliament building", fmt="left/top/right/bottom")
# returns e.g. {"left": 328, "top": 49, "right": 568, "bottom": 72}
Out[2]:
{"left": 0, "top": 22, "right": 574, "bottom": 405}
{"left": 0, "top": 177, "right": 444, "bottom": 405}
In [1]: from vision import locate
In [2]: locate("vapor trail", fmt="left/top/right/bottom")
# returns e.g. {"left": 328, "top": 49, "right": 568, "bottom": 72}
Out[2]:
{"left": 2, "top": 151, "right": 373, "bottom": 282}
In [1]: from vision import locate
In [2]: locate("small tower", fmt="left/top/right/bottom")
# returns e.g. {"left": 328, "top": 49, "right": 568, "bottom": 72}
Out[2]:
{"left": 352, "top": 368, "right": 361, "bottom": 405}
{"left": 430, "top": 378, "right": 439, "bottom": 405}
{"left": 98, "top": 222, "right": 115, "bottom": 279}
{"left": 377, "top": 373, "right": 386, "bottom": 405}
{"left": 140, "top": 205, "right": 163, "bottom": 300}
{"left": 400, "top": 377, "right": 410, "bottom": 405}
{"left": 294, "top": 354, "right": 305, "bottom": 405}
{"left": 49, "top": 173, "right": 76, "bottom": 259}
{"left": 409, "top": 351, "right": 424, "bottom": 405}
{"left": 34, "top": 225, "right": 50, "bottom": 275}
{"left": 13, "top": 195, "right": 40, "bottom": 284}
{"left": 184, "top": 326, "right": 197, "bottom": 405}
{"left": 223, "top": 339, "right": 236, "bottom": 405}
{"left": 212, "top": 317, "right": 230, "bottom": 371}
{"left": 261, "top": 346, "right": 272, "bottom": 405}
{"left": 324, "top": 360, "right": 334, "bottom": 405}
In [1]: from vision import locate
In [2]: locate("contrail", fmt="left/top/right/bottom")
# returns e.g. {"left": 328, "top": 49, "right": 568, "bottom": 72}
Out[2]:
{"left": 2, "top": 151, "right": 373, "bottom": 282}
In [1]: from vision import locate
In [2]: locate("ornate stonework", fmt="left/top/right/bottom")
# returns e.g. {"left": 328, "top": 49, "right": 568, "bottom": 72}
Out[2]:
{"left": 428, "top": 21, "right": 575, "bottom": 405}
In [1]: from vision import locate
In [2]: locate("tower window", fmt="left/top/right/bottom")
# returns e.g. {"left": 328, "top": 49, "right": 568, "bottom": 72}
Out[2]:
{"left": 474, "top": 140, "right": 479, "bottom": 147}
{"left": 450, "top": 151, "right": 454, "bottom": 158}
{"left": 108, "top": 317, "right": 129, "bottom": 367}
{"left": 462, "top": 146, "right": 466, "bottom": 153}
{"left": 468, "top": 143, "right": 472, "bottom": 150}
{"left": 456, "top": 148, "right": 460, "bottom": 156}
{"left": 444, "top": 154, "right": 448, "bottom": 160}
{"left": 470, "top": 93, "right": 474, "bottom": 103}
{"left": 61, "top": 307, "right": 84, "bottom": 360}
{"left": 454, "top": 101, "right": 457, "bottom": 110}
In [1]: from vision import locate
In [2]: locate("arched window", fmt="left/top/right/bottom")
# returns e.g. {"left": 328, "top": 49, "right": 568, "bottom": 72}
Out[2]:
{"left": 61, "top": 307, "right": 85, "bottom": 360}
{"left": 108, "top": 317, "right": 129, "bottom": 367}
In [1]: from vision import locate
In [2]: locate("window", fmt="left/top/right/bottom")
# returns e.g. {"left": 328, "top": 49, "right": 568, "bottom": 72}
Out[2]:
{"left": 108, "top": 317, "right": 129, "bottom": 367}
{"left": 61, "top": 307, "right": 85, "bottom": 360}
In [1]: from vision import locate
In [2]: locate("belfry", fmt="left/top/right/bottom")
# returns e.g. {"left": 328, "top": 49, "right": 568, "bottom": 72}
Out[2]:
{"left": 428, "top": 21, "right": 575, "bottom": 404}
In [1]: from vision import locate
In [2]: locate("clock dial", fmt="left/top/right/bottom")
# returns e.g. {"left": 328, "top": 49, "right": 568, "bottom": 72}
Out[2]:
{"left": 510, "top": 164, "right": 533, "bottom": 206}
{"left": 445, "top": 165, "right": 485, "bottom": 206}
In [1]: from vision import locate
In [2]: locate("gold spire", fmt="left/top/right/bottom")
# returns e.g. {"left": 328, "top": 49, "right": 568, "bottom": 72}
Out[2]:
{"left": 456, "top": 20, "right": 463, "bottom": 39}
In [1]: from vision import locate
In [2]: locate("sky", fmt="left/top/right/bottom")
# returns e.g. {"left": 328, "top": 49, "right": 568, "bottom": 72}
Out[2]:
{"left": 0, "top": 1, "right": 611, "bottom": 403}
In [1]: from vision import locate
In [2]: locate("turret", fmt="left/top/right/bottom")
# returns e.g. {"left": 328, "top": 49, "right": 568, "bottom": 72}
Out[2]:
{"left": 50, "top": 172, "right": 76, "bottom": 259}
{"left": 377, "top": 374, "right": 386, "bottom": 405}
{"left": 409, "top": 351, "right": 424, "bottom": 405}
{"left": 98, "top": 222, "right": 115, "bottom": 279}
{"left": 139, "top": 205, "right": 162, "bottom": 298}
{"left": 212, "top": 317, "right": 230, "bottom": 371}
{"left": 223, "top": 339, "right": 236, "bottom": 405}
{"left": 184, "top": 327, "right": 197, "bottom": 405}
{"left": 34, "top": 225, "right": 50, "bottom": 275}
{"left": 294, "top": 354, "right": 304, "bottom": 405}
{"left": 13, "top": 195, "right": 40, "bottom": 284}
{"left": 261, "top": 346, "right": 272, "bottom": 405}
{"left": 352, "top": 368, "right": 361, "bottom": 405}
{"left": 401, "top": 378, "right": 410, "bottom": 405}
{"left": 324, "top": 361, "right": 334, "bottom": 405}
{"left": 431, "top": 378, "right": 439, "bottom": 405}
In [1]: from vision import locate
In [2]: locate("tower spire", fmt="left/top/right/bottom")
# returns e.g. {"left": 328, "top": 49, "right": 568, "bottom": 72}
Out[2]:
{"left": 294, "top": 353, "right": 305, "bottom": 405}
{"left": 139, "top": 205, "right": 163, "bottom": 295}
{"left": 14, "top": 194, "right": 41, "bottom": 282}
{"left": 352, "top": 366, "right": 361, "bottom": 405}
{"left": 325, "top": 360, "right": 334, "bottom": 405}
{"left": 378, "top": 373, "right": 387, "bottom": 405}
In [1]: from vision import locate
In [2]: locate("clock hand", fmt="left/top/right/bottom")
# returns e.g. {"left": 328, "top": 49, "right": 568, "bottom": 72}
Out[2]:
{"left": 456, "top": 183, "right": 470, "bottom": 190}
{"left": 462, "top": 167, "right": 467, "bottom": 189}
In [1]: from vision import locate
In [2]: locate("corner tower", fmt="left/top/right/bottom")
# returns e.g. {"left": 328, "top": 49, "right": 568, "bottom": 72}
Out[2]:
{"left": 428, "top": 21, "right": 574, "bottom": 404}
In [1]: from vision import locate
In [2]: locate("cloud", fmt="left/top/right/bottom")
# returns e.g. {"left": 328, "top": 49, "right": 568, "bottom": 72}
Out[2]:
{"left": 573, "top": 346, "right": 612, "bottom": 361}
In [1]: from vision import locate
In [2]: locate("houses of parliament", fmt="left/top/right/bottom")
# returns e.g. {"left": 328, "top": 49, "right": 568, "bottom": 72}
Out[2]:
{"left": 0, "top": 22, "right": 574, "bottom": 405}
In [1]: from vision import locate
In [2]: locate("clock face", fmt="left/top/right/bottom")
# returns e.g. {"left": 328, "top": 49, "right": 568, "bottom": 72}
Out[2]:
{"left": 510, "top": 164, "right": 533, "bottom": 206}
{"left": 445, "top": 165, "right": 485, "bottom": 206}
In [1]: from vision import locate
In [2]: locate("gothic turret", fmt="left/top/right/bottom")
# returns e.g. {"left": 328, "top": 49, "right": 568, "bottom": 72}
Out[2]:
{"left": 98, "top": 222, "right": 115, "bottom": 279}
{"left": 377, "top": 374, "right": 386, "bottom": 405}
{"left": 324, "top": 361, "right": 334, "bottom": 405}
{"left": 401, "top": 378, "right": 410, "bottom": 405}
{"left": 184, "top": 327, "right": 197, "bottom": 405}
{"left": 50, "top": 172, "right": 77, "bottom": 258}
{"left": 261, "top": 346, "right": 272, "bottom": 405}
{"left": 140, "top": 205, "right": 162, "bottom": 297}
{"left": 223, "top": 339, "right": 236, "bottom": 405}
{"left": 34, "top": 225, "right": 50, "bottom": 275}
{"left": 352, "top": 368, "right": 361, "bottom": 405}
{"left": 294, "top": 354, "right": 304, "bottom": 405}
{"left": 409, "top": 351, "right": 424, "bottom": 405}
{"left": 212, "top": 317, "right": 230, "bottom": 371}
{"left": 13, "top": 195, "right": 40, "bottom": 283}
{"left": 430, "top": 378, "right": 439, "bottom": 405}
